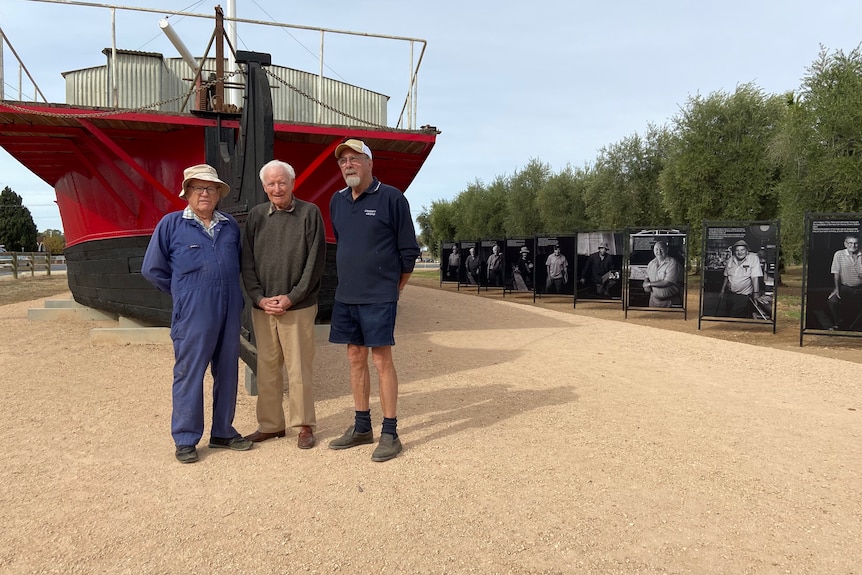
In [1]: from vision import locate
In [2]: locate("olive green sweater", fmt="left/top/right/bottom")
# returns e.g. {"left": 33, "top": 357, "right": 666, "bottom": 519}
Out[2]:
{"left": 241, "top": 198, "right": 326, "bottom": 311}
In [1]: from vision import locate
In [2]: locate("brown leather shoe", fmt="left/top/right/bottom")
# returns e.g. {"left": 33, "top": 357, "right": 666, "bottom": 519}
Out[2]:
{"left": 245, "top": 429, "right": 286, "bottom": 443}
{"left": 297, "top": 426, "right": 315, "bottom": 449}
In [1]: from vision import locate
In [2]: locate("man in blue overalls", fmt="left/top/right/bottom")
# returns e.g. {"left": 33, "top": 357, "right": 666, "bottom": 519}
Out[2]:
{"left": 142, "top": 164, "right": 252, "bottom": 463}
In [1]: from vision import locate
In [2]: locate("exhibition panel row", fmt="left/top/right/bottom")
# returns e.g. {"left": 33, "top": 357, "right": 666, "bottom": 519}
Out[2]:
{"left": 438, "top": 214, "right": 862, "bottom": 345}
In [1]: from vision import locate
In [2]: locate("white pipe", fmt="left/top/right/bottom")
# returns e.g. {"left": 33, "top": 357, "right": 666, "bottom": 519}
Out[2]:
{"left": 111, "top": 7, "right": 118, "bottom": 107}
{"left": 159, "top": 18, "right": 198, "bottom": 73}
{"left": 317, "top": 30, "right": 324, "bottom": 123}
{"left": 0, "top": 30, "right": 5, "bottom": 101}
{"left": 408, "top": 41, "right": 414, "bottom": 129}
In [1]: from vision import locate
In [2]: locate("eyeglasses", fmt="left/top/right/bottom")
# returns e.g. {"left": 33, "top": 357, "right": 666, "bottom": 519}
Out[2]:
{"left": 264, "top": 181, "right": 292, "bottom": 189}
{"left": 337, "top": 155, "right": 367, "bottom": 167}
{"left": 189, "top": 186, "right": 219, "bottom": 196}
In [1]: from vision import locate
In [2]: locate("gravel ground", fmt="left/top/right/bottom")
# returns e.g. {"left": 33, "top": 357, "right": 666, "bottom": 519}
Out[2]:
{"left": 1, "top": 283, "right": 860, "bottom": 574}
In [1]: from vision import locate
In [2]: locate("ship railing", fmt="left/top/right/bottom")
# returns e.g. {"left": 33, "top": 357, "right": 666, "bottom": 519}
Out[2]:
{"left": 0, "top": 26, "right": 48, "bottom": 103}
{"left": 26, "top": 0, "right": 428, "bottom": 130}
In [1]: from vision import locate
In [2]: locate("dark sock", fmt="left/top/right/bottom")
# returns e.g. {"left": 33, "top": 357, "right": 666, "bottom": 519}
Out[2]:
{"left": 354, "top": 410, "right": 372, "bottom": 434}
{"left": 382, "top": 417, "right": 398, "bottom": 439}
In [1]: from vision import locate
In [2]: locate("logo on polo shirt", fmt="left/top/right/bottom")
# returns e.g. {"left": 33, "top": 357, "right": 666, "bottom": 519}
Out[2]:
{"left": 364, "top": 209, "right": 377, "bottom": 217}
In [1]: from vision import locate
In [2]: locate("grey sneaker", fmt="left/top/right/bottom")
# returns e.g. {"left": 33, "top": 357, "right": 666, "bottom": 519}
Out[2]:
{"left": 328, "top": 426, "right": 374, "bottom": 450}
{"left": 371, "top": 434, "right": 402, "bottom": 462}
{"left": 175, "top": 445, "right": 199, "bottom": 464}
{"left": 208, "top": 435, "right": 253, "bottom": 451}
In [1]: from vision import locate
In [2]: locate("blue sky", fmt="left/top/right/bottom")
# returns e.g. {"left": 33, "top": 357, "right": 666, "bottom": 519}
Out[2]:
{"left": 2, "top": 0, "right": 862, "bottom": 233}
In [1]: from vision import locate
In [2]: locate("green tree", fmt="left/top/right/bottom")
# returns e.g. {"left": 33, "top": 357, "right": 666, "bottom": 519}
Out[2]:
{"left": 416, "top": 210, "right": 435, "bottom": 256}
{"left": 660, "top": 84, "right": 785, "bottom": 262}
{"left": 771, "top": 46, "right": 862, "bottom": 262}
{"left": 0, "top": 186, "right": 38, "bottom": 251}
{"left": 448, "top": 193, "right": 471, "bottom": 240}
{"left": 40, "top": 229, "right": 65, "bottom": 254}
{"left": 449, "top": 179, "right": 507, "bottom": 240}
{"left": 585, "top": 126, "right": 670, "bottom": 229}
{"left": 425, "top": 198, "right": 457, "bottom": 250}
{"left": 535, "top": 165, "right": 590, "bottom": 234}
{"left": 481, "top": 177, "right": 509, "bottom": 238}
{"left": 505, "top": 159, "right": 550, "bottom": 237}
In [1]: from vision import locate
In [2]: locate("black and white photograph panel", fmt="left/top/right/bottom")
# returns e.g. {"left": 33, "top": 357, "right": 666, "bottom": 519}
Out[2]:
{"left": 535, "top": 236, "right": 575, "bottom": 296}
{"left": 481, "top": 239, "right": 505, "bottom": 288}
{"left": 804, "top": 216, "right": 862, "bottom": 332}
{"left": 576, "top": 232, "right": 623, "bottom": 300}
{"left": 441, "top": 241, "right": 460, "bottom": 283}
{"left": 627, "top": 231, "right": 687, "bottom": 309}
{"left": 505, "top": 238, "right": 536, "bottom": 292}
{"left": 701, "top": 223, "right": 778, "bottom": 320}
{"left": 459, "top": 240, "right": 480, "bottom": 285}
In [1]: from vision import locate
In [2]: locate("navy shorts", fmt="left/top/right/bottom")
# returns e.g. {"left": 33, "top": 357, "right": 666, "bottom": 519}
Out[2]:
{"left": 328, "top": 301, "right": 398, "bottom": 347}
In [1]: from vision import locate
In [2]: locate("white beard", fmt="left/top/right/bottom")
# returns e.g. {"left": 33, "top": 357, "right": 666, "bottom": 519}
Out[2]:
{"left": 345, "top": 175, "right": 361, "bottom": 188}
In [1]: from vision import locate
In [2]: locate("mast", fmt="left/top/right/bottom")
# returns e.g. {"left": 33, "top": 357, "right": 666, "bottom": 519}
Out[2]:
{"left": 213, "top": 5, "right": 225, "bottom": 111}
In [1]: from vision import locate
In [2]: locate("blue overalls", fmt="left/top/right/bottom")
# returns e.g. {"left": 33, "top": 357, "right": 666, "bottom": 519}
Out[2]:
{"left": 142, "top": 211, "right": 244, "bottom": 447}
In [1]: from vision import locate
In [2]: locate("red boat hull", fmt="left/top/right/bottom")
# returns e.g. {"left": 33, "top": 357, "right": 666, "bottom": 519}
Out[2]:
{"left": 0, "top": 102, "right": 436, "bottom": 246}
{"left": 0, "top": 102, "right": 436, "bottom": 344}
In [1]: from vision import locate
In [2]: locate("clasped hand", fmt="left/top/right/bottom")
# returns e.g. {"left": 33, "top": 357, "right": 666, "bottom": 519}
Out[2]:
{"left": 262, "top": 294, "right": 292, "bottom": 315}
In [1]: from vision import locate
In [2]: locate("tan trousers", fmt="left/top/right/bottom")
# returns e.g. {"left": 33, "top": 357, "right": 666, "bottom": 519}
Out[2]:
{"left": 251, "top": 305, "right": 317, "bottom": 432}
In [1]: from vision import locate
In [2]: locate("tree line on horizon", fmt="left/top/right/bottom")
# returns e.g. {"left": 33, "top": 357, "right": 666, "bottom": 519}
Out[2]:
{"left": 416, "top": 45, "right": 862, "bottom": 266}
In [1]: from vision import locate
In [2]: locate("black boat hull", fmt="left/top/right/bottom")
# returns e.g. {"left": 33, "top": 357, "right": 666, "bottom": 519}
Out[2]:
{"left": 65, "top": 235, "right": 337, "bottom": 371}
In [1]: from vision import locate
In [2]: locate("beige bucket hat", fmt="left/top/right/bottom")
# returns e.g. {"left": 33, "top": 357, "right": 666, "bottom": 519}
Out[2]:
{"left": 179, "top": 164, "right": 230, "bottom": 199}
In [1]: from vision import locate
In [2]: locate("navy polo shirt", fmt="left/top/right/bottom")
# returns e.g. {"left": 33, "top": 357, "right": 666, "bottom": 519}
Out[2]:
{"left": 330, "top": 177, "right": 420, "bottom": 304}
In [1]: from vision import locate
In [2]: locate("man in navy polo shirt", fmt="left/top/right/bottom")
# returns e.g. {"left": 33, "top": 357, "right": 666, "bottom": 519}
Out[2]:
{"left": 328, "top": 139, "right": 420, "bottom": 462}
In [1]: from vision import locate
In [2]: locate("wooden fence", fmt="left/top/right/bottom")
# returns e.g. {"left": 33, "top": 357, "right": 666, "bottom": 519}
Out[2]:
{"left": 0, "top": 252, "right": 66, "bottom": 279}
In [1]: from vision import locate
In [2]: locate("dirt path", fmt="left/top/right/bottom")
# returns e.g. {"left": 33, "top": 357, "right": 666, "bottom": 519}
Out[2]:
{"left": 1, "top": 284, "right": 860, "bottom": 574}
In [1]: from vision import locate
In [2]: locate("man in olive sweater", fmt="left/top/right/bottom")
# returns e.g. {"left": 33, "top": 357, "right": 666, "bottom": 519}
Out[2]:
{"left": 241, "top": 160, "right": 326, "bottom": 449}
